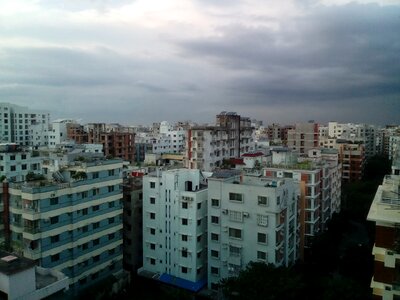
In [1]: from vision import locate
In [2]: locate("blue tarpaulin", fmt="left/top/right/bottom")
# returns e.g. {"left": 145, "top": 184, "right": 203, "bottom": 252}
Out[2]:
{"left": 159, "top": 273, "right": 207, "bottom": 292}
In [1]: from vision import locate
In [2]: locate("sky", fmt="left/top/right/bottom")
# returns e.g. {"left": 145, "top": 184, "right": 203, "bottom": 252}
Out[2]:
{"left": 0, "top": 0, "right": 399, "bottom": 126}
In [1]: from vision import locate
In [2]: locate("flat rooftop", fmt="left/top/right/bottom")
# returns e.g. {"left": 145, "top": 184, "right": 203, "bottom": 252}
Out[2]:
{"left": 0, "top": 251, "right": 36, "bottom": 276}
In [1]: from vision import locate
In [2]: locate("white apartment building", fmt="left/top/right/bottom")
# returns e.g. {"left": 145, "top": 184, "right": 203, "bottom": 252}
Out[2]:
{"left": 326, "top": 122, "right": 377, "bottom": 157}
{"left": 0, "top": 144, "right": 42, "bottom": 182}
{"left": 186, "top": 112, "right": 255, "bottom": 172}
{"left": 0, "top": 103, "right": 50, "bottom": 146}
{"left": 207, "top": 170, "right": 299, "bottom": 291}
{"left": 135, "top": 121, "right": 186, "bottom": 155}
{"left": 31, "top": 119, "right": 76, "bottom": 148}
{"left": 139, "top": 169, "right": 211, "bottom": 292}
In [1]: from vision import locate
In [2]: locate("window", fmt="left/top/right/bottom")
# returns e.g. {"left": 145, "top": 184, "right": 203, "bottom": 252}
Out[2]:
{"left": 82, "top": 243, "right": 88, "bottom": 250}
{"left": 150, "top": 182, "right": 156, "bottom": 189}
{"left": 197, "top": 235, "right": 202, "bottom": 242}
{"left": 93, "top": 255, "right": 100, "bottom": 262}
{"left": 10, "top": 165, "right": 16, "bottom": 171}
{"left": 197, "top": 219, "right": 202, "bottom": 226}
{"left": 108, "top": 248, "right": 115, "bottom": 255}
{"left": 257, "top": 251, "right": 267, "bottom": 261}
{"left": 108, "top": 217, "right": 115, "bottom": 224}
{"left": 229, "top": 193, "right": 243, "bottom": 202}
{"left": 229, "top": 210, "right": 243, "bottom": 223}
{"left": 92, "top": 189, "right": 99, "bottom": 196}
{"left": 93, "top": 222, "right": 100, "bottom": 229}
{"left": 150, "top": 213, "right": 156, "bottom": 220}
{"left": 82, "top": 225, "right": 88, "bottom": 233}
{"left": 92, "top": 205, "right": 99, "bottom": 211}
{"left": 257, "top": 233, "right": 267, "bottom": 244}
{"left": 21, "top": 164, "right": 27, "bottom": 170}
{"left": 229, "top": 228, "right": 242, "bottom": 239}
{"left": 108, "top": 169, "right": 115, "bottom": 176}
{"left": 211, "top": 266, "right": 219, "bottom": 275}
{"left": 51, "top": 235, "right": 60, "bottom": 243}
{"left": 211, "top": 216, "right": 219, "bottom": 224}
{"left": 211, "top": 250, "right": 219, "bottom": 259}
{"left": 182, "top": 249, "right": 188, "bottom": 257}
{"left": 108, "top": 201, "right": 115, "bottom": 208}
{"left": 108, "top": 233, "right": 115, "bottom": 240}
{"left": 181, "top": 266, "right": 188, "bottom": 274}
{"left": 211, "top": 199, "right": 220, "bottom": 207}
{"left": 257, "top": 214, "right": 268, "bottom": 227}
{"left": 211, "top": 233, "right": 219, "bottom": 242}
{"left": 150, "top": 197, "right": 155, "bottom": 204}
{"left": 50, "top": 216, "right": 59, "bottom": 224}
{"left": 51, "top": 253, "right": 60, "bottom": 262}
{"left": 50, "top": 197, "right": 59, "bottom": 205}
{"left": 93, "top": 238, "right": 100, "bottom": 246}
{"left": 150, "top": 258, "right": 156, "bottom": 265}
{"left": 197, "top": 203, "right": 202, "bottom": 209}
{"left": 92, "top": 172, "right": 99, "bottom": 179}
{"left": 150, "top": 243, "right": 156, "bottom": 250}
{"left": 82, "top": 208, "right": 88, "bottom": 215}
{"left": 229, "top": 245, "right": 241, "bottom": 257}
{"left": 182, "top": 202, "right": 188, "bottom": 209}
{"left": 258, "top": 196, "right": 268, "bottom": 206}
{"left": 182, "top": 218, "right": 188, "bottom": 225}
{"left": 150, "top": 228, "right": 156, "bottom": 235}
{"left": 108, "top": 186, "right": 115, "bottom": 192}
{"left": 181, "top": 234, "right": 188, "bottom": 242}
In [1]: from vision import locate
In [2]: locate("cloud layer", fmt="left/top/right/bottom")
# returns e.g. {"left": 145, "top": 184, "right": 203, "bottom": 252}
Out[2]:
{"left": 0, "top": 0, "right": 399, "bottom": 125}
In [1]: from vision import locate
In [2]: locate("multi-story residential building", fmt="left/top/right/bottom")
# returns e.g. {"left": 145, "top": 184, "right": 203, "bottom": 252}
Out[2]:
{"left": 122, "top": 172, "right": 143, "bottom": 273}
{"left": 68, "top": 123, "right": 135, "bottom": 163}
{"left": 336, "top": 140, "right": 365, "bottom": 183}
{"left": 0, "top": 143, "right": 42, "bottom": 182}
{"left": 139, "top": 169, "right": 210, "bottom": 292}
{"left": 207, "top": 170, "right": 299, "bottom": 291}
{"left": 7, "top": 155, "right": 124, "bottom": 293}
{"left": 0, "top": 103, "right": 50, "bottom": 146}
{"left": 264, "top": 149, "right": 341, "bottom": 250}
{"left": 287, "top": 122, "right": 319, "bottom": 155}
{"left": 367, "top": 174, "right": 400, "bottom": 300}
{"left": 185, "top": 112, "right": 255, "bottom": 172}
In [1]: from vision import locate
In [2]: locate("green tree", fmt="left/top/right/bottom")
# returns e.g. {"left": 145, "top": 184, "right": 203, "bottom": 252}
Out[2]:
{"left": 220, "top": 262, "right": 305, "bottom": 300}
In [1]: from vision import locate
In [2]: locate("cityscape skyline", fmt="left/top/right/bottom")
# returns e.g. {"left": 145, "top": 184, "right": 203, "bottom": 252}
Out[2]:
{"left": 1, "top": 0, "right": 399, "bottom": 125}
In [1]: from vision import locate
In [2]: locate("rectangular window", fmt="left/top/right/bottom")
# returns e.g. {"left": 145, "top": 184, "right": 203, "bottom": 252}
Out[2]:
{"left": 211, "top": 250, "right": 219, "bottom": 259}
{"left": 50, "top": 216, "right": 59, "bottom": 224}
{"left": 150, "top": 197, "right": 155, "bottom": 204}
{"left": 182, "top": 218, "right": 188, "bottom": 225}
{"left": 51, "top": 235, "right": 60, "bottom": 243}
{"left": 211, "top": 233, "right": 219, "bottom": 242}
{"left": 150, "top": 258, "right": 156, "bottom": 265}
{"left": 93, "top": 255, "right": 100, "bottom": 262}
{"left": 211, "top": 266, "right": 219, "bottom": 275}
{"left": 51, "top": 253, "right": 60, "bottom": 262}
{"left": 150, "top": 228, "right": 156, "bottom": 235}
{"left": 150, "top": 243, "right": 156, "bottom": 250}
{"left": 82, "top": 243, "right": 88, "bottom": 250}
{"left": 93, "top": 222, "right": 100, "bottom": 229}
{"left": 229, "top": 228, "right": 242, "bottom": 239}
{"left": 92, "top": 205, "right": 99, "bottom": 211}
{"left": 229, "top": 245, "right": 241, "bottom": 257}
{"left": 150, "top": 213, "right": 156, "bottom": 220}
{"left": 211, "top": 199, "right": 220, "bottom": 207}
{"left": 257, "top": 251, "right": 267, "bottom": 261}
{"left": 182, "top": 202, "right": 188, "bottom": 209}
{"left": 108, "top": 217, "right": 115, "bottom": 224}
{"left": 182, "top": 249, "right": 188, "bottom": 257}
{"left": 108, "top": 233, "right": 115, "bottom": 240}
{"left": 181, "top": 266, "right": 188, "bottom": 273}
{"left": 93, "top": 238, "right": 100, "bottom": 246}
{"left": 258, "top": 196, "right": 268, "bottom": 206}
{"left": 181, "top": 234, "right": 188, "bottom": 242}
{"left": 108, "top": 186, "right": 115, "bottom": 192}
{"left": 257, "top": 215, "right": 268, "bottom": 227}
{"left": 197, "top": 203, "right": 202, "bottom": 209}
{"left": 229, "top": 193, "right": 243, "bottom": 202}
{"left": 82, "top": 208, "right": 88, "bottom": 215}
{"left": 92, "top": 172, "right": 99, "bottom": 179}
{"left": 50, "top": 197, "right": 58, "bottom": 205}
{"left": 150, "top": 182, "right": 156, "bottom": 189}
{"left": 108, "top": 201, "right": 115, "bottom": 208}
{"left": 229, "top": 210, "right": 243, "bottom": 223}
{"left": 211, "top": 216, "right": 219, "bottom": 224}
{"left": 257, "top": 233, "right": 267, "bottom": 244}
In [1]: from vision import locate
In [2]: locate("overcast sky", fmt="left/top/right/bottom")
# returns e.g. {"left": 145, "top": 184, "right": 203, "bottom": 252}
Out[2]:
{"left": 0, "top": 0, "right": 399, "bottom": 125}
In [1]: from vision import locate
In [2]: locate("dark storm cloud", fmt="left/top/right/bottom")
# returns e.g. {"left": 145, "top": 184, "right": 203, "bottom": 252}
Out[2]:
{"left": 178, "top": 3, "right": 400, "bottom": 112}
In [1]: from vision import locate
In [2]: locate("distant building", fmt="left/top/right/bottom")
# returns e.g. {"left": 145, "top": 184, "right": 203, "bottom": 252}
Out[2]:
{"left": 185, "top": 112, "right": 255, "bottom": 172}
{"left": 207, "top": 171, "right": 300, "bottom": 291}
{"left": 68, "top": 123, "right": 135, "bottom": 163}
{"left": 0, "top": 103, "right": 50, "bottom": 146}
{"left": 287, "top": 122, "right": 319, "bottom": 155}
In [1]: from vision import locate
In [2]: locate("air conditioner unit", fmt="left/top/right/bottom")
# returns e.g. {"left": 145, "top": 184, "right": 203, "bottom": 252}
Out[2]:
{"left": 243, "top": 212, "right": 250, "bottom": 218}
{"left": 222, "top": 209, "right": 228, "bottom": 214}
{"left": 50, "top": 193, "right": 56, "bottom": 197}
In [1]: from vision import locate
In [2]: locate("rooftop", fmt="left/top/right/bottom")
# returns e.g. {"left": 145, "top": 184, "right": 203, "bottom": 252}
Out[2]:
{"left": 0, "top": 251, "right": 36, "bottom": 276}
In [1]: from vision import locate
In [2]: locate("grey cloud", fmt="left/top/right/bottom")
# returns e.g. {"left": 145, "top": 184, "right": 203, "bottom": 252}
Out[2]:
{"left": 37, "top": 0, "right": 136, "bottom": 12}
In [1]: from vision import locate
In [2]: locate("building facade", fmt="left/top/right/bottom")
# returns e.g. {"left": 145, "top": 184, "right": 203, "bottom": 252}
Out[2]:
{"left": 139, "top": 169, "right": 209, "bottom": 292}
{"left": 207, "top": 171, "right": 299, "bottom": 291}
{"left": 287, "top": 122, "right": 319, "bottom": 155}
{"left": 8, "top": 157, "right": 124, "bottom": 293}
